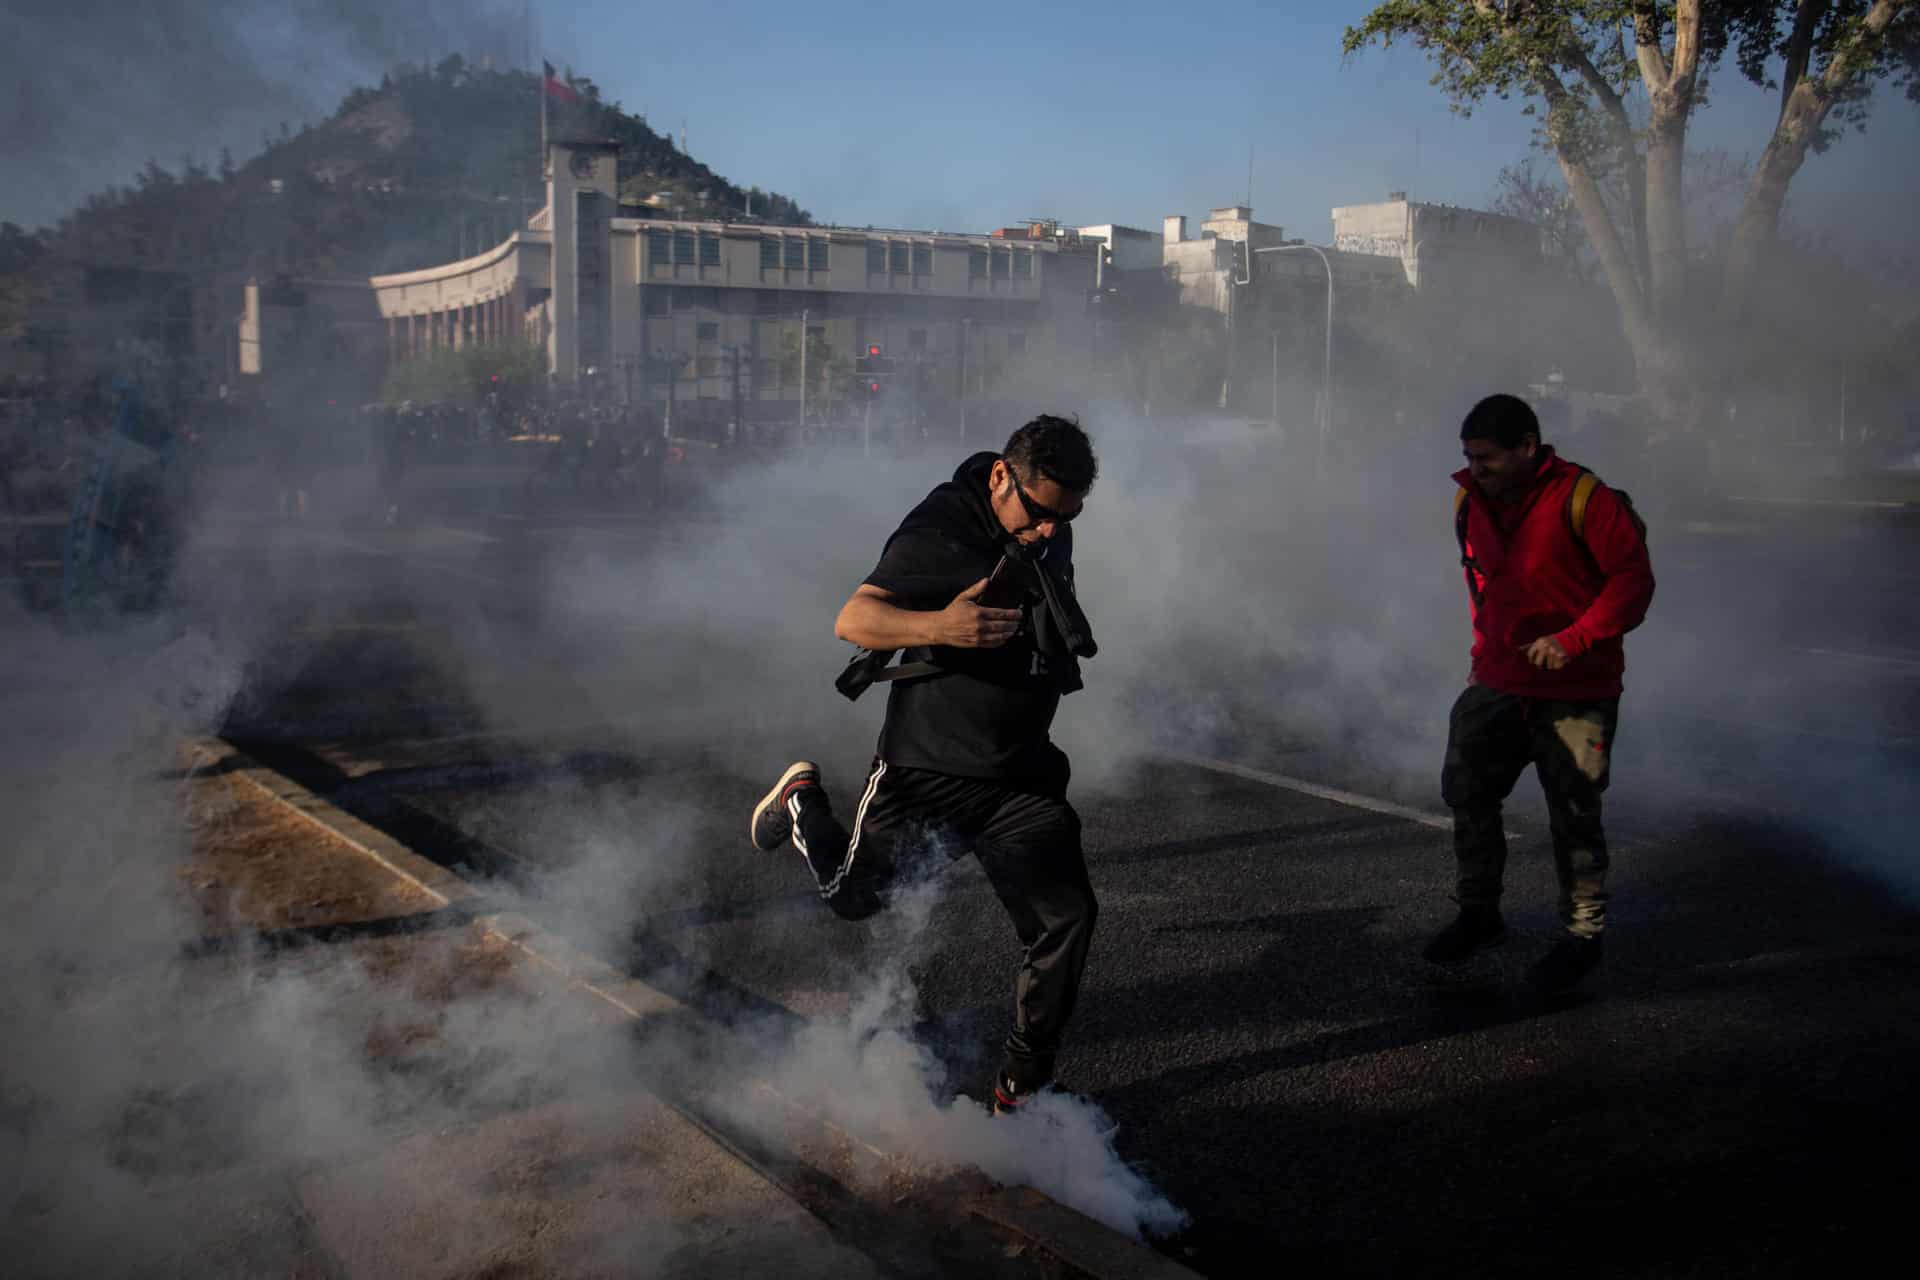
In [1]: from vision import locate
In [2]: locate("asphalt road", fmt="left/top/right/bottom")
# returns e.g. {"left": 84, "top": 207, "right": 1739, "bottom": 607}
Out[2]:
{"left": 187, "top": 459, "right": 1920, "bottom": 1277}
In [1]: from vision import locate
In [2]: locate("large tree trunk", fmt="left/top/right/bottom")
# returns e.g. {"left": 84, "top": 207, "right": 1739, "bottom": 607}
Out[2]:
{"left": 1550, "top": 145, "right": 1695, "bottom": 430}
{"left": 1641, "top": 119, "right": 1690, "bottom": 326}
{"left": 1635, "top": 2, "right": 1702, "bottom": 330}
{"left": 1723, "top": 151, "right": 1799, "bottom": 317}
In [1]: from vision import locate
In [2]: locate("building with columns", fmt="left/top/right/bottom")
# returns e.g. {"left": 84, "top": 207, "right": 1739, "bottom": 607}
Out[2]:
{"left": 243, "top": 141, "right": 1099, "bottom": 425}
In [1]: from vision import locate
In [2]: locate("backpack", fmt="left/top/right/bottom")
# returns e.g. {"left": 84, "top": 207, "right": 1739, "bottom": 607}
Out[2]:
{"left": 1453, "top": 468, "right": 1646, "bottom": 604}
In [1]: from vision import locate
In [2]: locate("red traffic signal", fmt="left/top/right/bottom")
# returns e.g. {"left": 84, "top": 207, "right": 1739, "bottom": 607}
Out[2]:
{"left": 868, "top": 345, "right": 881, "bottom": 357}
{"left": 869, "top": 381, "right": 880, "bottom": 394}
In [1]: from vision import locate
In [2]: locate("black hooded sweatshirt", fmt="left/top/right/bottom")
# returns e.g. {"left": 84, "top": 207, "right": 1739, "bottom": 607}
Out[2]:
{"left": 861, "top": 451, "right": 1085, "bottom": 782}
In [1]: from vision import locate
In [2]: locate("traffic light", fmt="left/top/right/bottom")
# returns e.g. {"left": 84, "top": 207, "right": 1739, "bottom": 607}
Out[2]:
{"left": 855, "top": 344, "right": 894, "bottom": 399}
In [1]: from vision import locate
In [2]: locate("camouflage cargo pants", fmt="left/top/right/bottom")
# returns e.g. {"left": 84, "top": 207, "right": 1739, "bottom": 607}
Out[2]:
{"left": 1440, "top": 684, "right": 1619, "bottom": 939}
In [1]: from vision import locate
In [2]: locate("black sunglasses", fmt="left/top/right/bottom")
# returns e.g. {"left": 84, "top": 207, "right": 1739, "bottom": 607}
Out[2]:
{"left": 1006, "top": 465, "right": 1079, "bottom": 525}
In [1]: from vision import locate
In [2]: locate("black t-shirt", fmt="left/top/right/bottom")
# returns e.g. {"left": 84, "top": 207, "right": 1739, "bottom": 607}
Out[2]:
{"left": 862, "top": 451, "right": 1080, "bottom": 783}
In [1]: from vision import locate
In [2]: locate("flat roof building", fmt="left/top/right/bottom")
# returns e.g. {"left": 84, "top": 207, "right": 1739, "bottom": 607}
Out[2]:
{"left": 1332, "top": 192, "right": 1541, "bottom": 288}
{"left": 311, "top": 141, "right": 1099, "bottom": 424}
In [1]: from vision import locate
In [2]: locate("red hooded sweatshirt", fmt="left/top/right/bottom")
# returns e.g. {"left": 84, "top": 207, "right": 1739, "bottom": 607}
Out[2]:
{"left": 1453, "top": 447, "right": 1655, "bottom": 700}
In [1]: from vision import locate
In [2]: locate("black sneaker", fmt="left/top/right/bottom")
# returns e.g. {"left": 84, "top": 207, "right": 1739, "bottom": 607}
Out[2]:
{"left": 1421, "top": 906, "right": 1507, "bottom": 964}
{"left": 749, "top": 761, "right": 823, "bottom": 852}
{"left": 992, "top": 1076, "right": 1041, "bottom": 1116}
{"left": 1528, "top": 934, "right": 1604, "bottom": 994}
{"left": 991, "top": 1058, "right": 1053, "bottom": 1116}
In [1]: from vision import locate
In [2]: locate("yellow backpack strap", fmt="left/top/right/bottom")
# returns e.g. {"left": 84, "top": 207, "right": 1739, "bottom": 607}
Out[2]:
{"left": 1568, "top": 471, "right": 1600, "bottom": 542}
{"left": 1453, "top": 486, "right": 1468, "bottom": 518}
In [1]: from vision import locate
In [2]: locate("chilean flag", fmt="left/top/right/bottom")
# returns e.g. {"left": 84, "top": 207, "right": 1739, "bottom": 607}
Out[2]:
{"left": 543, "top": 61, "right": 582, "bottom": 105}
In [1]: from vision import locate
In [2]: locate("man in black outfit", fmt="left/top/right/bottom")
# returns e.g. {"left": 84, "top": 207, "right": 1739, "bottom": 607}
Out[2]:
{"left": 749, "top": 414, "right": 1100, "bottom": 1114}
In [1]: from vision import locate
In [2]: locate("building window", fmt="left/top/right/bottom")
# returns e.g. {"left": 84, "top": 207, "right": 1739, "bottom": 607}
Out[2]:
{"left": 968, "top": 249, "right": 987, "bottom": 278}
{"left": 867, "top": 242, "right": 886, "bottom": 274}
{"left": 642, "top": 288, "right": 669, "bottom": 317}
{"left": 807, "top": 324, "right": 825, "bottom": 340}
{"left": 647, "top": 229, "right": 671, "bottom": 264}
{"left": 808, "top": 238, "right": 829, "bottom": 272}
{"left": 1012, "top": 248, "right": 1032, "bottom": 278}
{"left": 760, "top": 238, "right": 781, "bottom": 270}
{"left": 699, "top": 232, "right": 721, "bottom": 266}
{"left": 698, "top": 355, "right": 719, "bottom": 376}
{"left": 888, "top": 243, "right": 909, "bottom": 275}
{"left": 673, "top": 230, "right": 696, "bottom": 264}
{"left": 908, "top": 328, "right": 927, "bottom": 351}
{"left": 911, "top": 245, "right": 932, "bottom": 276}
{"left": 784, "top": 238, "right": 805, "bottom": 270}
{"left": 697, "top": 321, "right": 719, "bottom": 342}
{"left": 755, "top": 289, "right": 781, "bottom": 314}
{"left": 1006, "top": 331, "right": 1027, "bottom": 356}
{"left": 990, "top": 248, "right": 1010, "bottom": 279}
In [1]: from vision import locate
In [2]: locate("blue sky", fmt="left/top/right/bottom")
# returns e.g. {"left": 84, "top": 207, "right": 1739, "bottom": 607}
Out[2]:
{"left": 540, "top": 0, "right": 1917, "bottom": 249}
{"left": 6, "top": 0, "right": 1914, "bottom": 251}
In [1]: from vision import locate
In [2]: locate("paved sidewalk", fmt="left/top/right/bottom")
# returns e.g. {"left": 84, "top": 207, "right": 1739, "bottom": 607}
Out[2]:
{"left": 0, "top": 761, "right": 882, "bottom": 1279}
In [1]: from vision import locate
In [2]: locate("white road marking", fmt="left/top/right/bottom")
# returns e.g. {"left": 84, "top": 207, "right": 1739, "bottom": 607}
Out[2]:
{"left": 1159, "top": 751, "right": 1455, "bottom": 832}
{"left": 1793, "top": 646, "right": 1920, "bottom": 673}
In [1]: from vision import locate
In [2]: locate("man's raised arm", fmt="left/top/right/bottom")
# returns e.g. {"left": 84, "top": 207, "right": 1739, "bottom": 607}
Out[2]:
{"left": 835, "top": 581, "right": 1022, "bottom": 651}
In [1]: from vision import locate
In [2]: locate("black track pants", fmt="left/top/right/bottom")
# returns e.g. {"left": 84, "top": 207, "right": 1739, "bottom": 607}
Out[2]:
{"left": 789, "top": 758, "right": 1097, "bottom": 1081}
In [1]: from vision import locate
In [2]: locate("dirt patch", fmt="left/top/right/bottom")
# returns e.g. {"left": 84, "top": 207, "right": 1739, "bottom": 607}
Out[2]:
{"left": 182, "top": 766, "right": 440, "bottom": 933}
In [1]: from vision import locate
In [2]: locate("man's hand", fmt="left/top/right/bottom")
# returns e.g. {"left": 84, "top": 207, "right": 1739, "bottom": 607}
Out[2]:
{"left": 1520, "top": 636, "right": 1570, "bottom": 670}
{"left": 934, "top": 578, "right": 1023, "bottom": 649}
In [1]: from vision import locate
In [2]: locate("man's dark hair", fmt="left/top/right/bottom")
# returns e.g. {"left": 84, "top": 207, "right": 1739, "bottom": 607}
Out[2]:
{"left": 1460, "top": 394, "right": 1541, "bottom": 449}
{"left": 1003, "top": 414, "right": 1097, "bottom": 493}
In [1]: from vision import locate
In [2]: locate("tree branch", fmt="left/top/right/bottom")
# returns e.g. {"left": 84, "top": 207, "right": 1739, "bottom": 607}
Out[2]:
{"left": 1725, "top": 0, "right": 1915, "bottom": 314}
{"left": 1563, "top": 40, "right": 1633, "bottom": 137}
{"left": 1533, "top": 61, "right": 1651, "bottom": 337}
{"left": 1631, "top": 3, "right": 1671, "bottom": 90}
{"left": 1562, "top": 37, "right": 1650, "bottom": 293}
{"left": 1803, "top": 0, "right": 1909, "bottom": 105}
{"left": 1780, "top": 0, "right": 1833, "bottom": 122}
{"left": 1669, "top": 0, "right": 1704, "bottom": 91}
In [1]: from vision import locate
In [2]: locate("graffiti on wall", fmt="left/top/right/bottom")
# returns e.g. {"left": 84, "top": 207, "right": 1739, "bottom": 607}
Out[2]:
{"left": 1334, "top": 234, "right": 1405, "bottom": 258}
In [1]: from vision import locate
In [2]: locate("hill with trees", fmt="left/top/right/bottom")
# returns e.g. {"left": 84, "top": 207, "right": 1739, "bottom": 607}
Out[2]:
{"left": 0, "top": 57, "right": 811, "bottom": 364}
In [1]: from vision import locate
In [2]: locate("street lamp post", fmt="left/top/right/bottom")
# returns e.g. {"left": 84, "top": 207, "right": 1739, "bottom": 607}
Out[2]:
{"left": 1238, "top": 244, "right": 1334, "bottom": 481}
{"left": 1271, "top": 329, "right": 1280, "bottom": 428}
{"left": 958, "top": 317, "right": 971, "bottom": 443}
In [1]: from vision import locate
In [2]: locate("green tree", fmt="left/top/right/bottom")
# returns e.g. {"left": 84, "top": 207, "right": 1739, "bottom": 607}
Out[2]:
{"left": 381, "top": 340, "right": 545, "bottom": 409}
{"left": 1346, "top": 1, "right": 1919, "bottom": 430}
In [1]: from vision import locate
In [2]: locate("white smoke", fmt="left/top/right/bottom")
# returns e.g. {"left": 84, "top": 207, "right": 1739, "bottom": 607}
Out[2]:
{"left": 727, "top": 874, "right": 1189, "bottom": 1241}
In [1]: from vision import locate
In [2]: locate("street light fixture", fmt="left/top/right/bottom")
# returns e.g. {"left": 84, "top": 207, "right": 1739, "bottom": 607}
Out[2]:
{"left": 1236, "top": 243, "right": 1334, "bottom": 482}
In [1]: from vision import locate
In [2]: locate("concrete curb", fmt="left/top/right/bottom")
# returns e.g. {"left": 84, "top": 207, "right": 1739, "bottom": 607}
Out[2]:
{"left": 973, "top": 1187, "right": 1202, "bottom": 1280}
{"left": 193, "top": 737, "right": 1198, "bottom": 1280}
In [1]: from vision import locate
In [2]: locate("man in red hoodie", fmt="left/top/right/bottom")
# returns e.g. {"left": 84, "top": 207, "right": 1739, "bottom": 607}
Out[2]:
{"left": 1423, "top": 393, "right": 1656, "bottom": 992}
